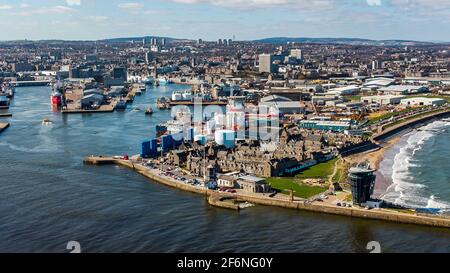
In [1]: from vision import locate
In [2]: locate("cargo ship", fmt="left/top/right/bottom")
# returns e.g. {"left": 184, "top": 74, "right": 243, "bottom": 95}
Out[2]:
{"left": 50, "top": 80, "right": 65, "bottom": 107}
{"left": 51, "top": 91, "right": 63, "bottom": 106}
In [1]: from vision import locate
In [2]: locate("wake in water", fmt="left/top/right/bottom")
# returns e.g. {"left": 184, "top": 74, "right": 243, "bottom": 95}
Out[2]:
{"left": 380, "top": 119, "right": 450, "bottom": 213}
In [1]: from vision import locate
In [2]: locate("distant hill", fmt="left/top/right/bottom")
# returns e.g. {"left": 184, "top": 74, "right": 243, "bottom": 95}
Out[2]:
{"left": 100, "top": 36, "right": 185, "bottom": 43}
{"left": 254, "top": 37, "right": 438, "bottom": 46}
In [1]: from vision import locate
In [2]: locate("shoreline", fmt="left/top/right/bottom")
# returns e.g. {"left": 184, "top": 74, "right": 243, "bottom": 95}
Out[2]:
{"left": 351, "top": 113, "right": 450, "bottom": 199}
{"left": 84, "top": 156, "right": 450, "bottom": 228}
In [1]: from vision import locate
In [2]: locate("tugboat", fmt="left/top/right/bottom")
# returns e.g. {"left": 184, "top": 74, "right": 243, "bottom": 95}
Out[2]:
{"left": 145, "top": 107, "right": 154, "bottom": 115}
{"left": 115, "top": 98, "right": 127, "bottom": 110}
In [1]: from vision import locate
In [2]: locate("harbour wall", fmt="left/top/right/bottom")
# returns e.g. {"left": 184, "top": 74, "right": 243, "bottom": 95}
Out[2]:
{"left": 84, "top": 156, "right": 450, "bottom": 229}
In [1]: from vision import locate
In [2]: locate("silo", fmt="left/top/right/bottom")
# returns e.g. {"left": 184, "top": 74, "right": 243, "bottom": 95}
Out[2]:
{"left": 215, "top": 130, "right": 236, "bottom": 148}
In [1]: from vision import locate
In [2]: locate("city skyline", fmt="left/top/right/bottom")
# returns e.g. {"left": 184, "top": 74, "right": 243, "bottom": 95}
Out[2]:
{"left": 0, "top": 0, "right": 449, "bottom": 42}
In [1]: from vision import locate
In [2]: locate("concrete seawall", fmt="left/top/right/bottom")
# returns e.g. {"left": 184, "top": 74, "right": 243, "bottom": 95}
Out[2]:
{"left": 373, "top": 108, "right": 450, "bottom": 142}
{"left": 84, "top": 156, "right": 450, "bottom": 229}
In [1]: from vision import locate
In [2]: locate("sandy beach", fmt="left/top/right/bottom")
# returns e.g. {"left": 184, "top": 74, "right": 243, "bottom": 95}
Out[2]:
{"left": 343, "top": 136, "right": 402, "bottom": 198}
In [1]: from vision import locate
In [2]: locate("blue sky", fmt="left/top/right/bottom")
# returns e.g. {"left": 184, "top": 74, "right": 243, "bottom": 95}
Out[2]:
{"left": 0, "top": 0, "right": 449, "bottom": 41}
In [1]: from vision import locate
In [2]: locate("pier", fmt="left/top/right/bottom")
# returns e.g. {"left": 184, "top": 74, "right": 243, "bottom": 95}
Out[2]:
{"left": 84, "top": 155, "right": 450, "bottom": 229}
{"left": 125, "top": 84, "right": 141, "bottom": 103}
{"left": 0, "top": 113, "right": 12, "bottom": 117}
{"left": 0, "top": 122, "right": 10, "bottom": 134}
{"left": 62, "top": 86, "right": 118, "bottom": 114}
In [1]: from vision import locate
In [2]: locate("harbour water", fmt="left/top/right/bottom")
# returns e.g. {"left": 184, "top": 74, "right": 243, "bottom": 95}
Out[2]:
{"left": 380, "top": 119, "right": 450, "bottom": 213}
{"left": 0, "top": 86, "right": 449, "bottom": 253}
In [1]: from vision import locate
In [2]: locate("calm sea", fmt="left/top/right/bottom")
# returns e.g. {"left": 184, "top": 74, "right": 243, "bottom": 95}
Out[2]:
{"left": 0, "top": 86, "right": 449, "bottom": 253}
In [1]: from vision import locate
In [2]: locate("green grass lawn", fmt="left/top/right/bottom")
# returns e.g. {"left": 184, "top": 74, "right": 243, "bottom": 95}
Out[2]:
{"left": 344, "top": 95, "right": 362, "bottom": 102}
{"left": 295, "top": 158, "right": 338, "bottom": 180}
{"left": 267, "top": 177, "right": 327, "bottom": 199}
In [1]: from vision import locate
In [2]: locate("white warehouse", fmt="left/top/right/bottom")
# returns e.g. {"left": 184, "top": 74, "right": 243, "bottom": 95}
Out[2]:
{"left": 361, "top": 95, "right": 406, "bottom": 106}
{"left": 400, "top": 97, "right": 447, "bottom": 107}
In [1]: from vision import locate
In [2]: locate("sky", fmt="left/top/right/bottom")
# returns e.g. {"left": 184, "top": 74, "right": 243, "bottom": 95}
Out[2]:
{"left": 0, "top": 0, "right": 449, "bottom": 41}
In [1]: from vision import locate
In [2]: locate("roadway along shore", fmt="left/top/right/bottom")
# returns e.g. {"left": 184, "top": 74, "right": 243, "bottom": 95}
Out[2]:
{"left": 84, "top": 156, "right": 450, "bottom": 229}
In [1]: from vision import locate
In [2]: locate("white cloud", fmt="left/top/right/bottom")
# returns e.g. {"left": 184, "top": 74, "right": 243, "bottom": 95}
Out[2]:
{"left": 0, "top": 4, "right": 13, "bottom": 10}
{"left": 367, "top": 0, "right": 382, "bottom": 6}
{"left": 13, "top": 5, "right": 75, "bottom": 16}
{"left": 118, "top": 3, "right": 144, "bottom": 10}
{"left": 66, "top": 0, "right": 81, "bottom": 6}
{"left": 388, "top": 0, "right": 450, "bottom": 8}
{"left": 171, "top": 0, "right": 335, "bottom": 10}
{"left": 87, "top": 15, "right": 109, "bottom": 22}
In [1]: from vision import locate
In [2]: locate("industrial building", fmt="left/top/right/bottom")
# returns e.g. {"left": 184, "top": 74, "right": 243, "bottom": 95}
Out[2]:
{"left": 299, "top": 120, "right": 351, "bottom": 132}
{"left": 327, "top": 85, "right": 360, "bottom": 95}
{"left": 378, "top": 85, "right": 429, "bottom": 95}
{"left": 400, "top": 97, "right": 447, "bottom": 107}
{"left": 361, "top": 95, "right": 405, "bottom": 105}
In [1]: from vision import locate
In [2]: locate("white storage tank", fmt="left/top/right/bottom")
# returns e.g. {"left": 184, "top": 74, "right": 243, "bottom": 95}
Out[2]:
{"left": 215, "top": 130, "right": 236, "bottom": 148}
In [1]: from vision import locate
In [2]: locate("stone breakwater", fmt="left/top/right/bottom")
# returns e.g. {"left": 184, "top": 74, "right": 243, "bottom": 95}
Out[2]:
{"left": 84, "top": 156, "right": 450, "bottom": 229}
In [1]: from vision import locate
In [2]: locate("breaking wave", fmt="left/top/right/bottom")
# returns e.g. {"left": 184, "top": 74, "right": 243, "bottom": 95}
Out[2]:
{"left": 380, "top": 119, "right": 450, "bottom": 212}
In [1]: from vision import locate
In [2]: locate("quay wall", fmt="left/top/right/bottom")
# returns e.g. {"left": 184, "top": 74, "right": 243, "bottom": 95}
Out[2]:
{"left": 83, "top": 156, "right": 450, "bottom": 229}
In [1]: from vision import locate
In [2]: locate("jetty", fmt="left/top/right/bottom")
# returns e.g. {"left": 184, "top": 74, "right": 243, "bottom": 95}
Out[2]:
{"left": 0, "top": 122, "right": 10, "bottom": 134}
{"left": 84, "top": 156, "right": 450, "bottom": 229}
{"left": 125, "top": 84, "right": 140, "bottom": 103}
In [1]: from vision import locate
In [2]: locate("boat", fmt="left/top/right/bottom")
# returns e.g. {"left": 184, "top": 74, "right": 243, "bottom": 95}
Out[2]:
{"left": 139, "top": 84, "right": 146, "bottom": 92}
{"left": 115, "top": 98, "right": 127, "bottom": 110}
{"left": 143, "top": 76, "right": 154, "bottom": 85}
{"left": 50, "top": 79, "right": 64, "bottom": 107}
{"left": 51, "top": 91, "right": 63, "bottom": 106}
{"left": 5, "top": 86, "right": 15, "bottom": 99}
{"left": 0, "top": 95, "right": 9, "bottom": 108}
{"left": 42, "top": 118, "right": 52, "bottom": 126}
{"left": 158, "top": 78, "right": 172, "bottom": 86}
{"left": 145, "top": 107, "right": 154, "bottom": 115}
{"left": 157, "top": 97, "right": 171, "bottom": 110}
